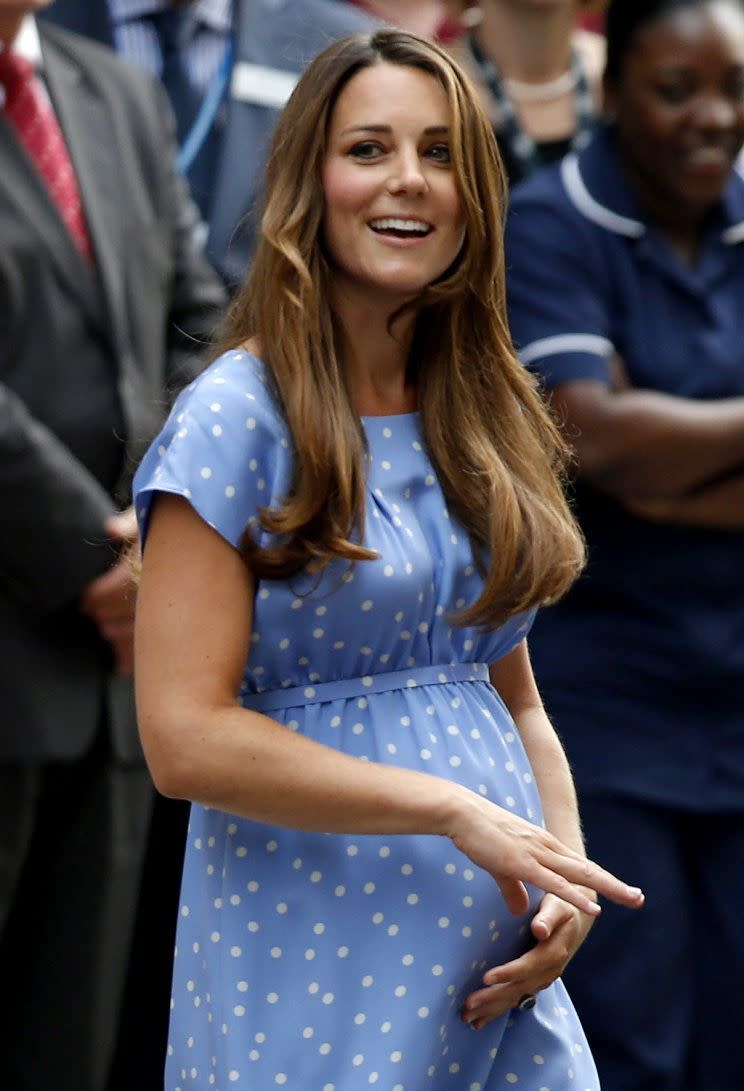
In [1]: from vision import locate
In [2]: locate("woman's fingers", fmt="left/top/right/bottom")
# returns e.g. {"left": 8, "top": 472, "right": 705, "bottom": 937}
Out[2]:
{"left": 538, "top": 848, "right": 645, "bottom": 909}
{"left": 495, "top": 876, "right": 531, "bottom": 916}
{"left": 462, "top": 908, "right": 587, "bottom": 1028}
{"left": 530, "top": 892, "right": 573, "bottom": 942}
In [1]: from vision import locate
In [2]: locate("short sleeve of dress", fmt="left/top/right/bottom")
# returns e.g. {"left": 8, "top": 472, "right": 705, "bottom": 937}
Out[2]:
{"left": 132, "top": 349, "right": 291, "bottom": 551}
{"left": 505, "top": 175, "right": 615, "bottom": 390}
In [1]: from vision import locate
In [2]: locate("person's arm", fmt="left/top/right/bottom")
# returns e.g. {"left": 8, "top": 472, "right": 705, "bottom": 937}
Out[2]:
{"left": 623, "top": 467, "right": 744, "bottom": 528}
{"left": 0, "top": 382, "right": 117, "bottom": 611}
{"left": 504, "top": 196, "right": 744, "bottom": 500}
{"left": 551, "top": 380, "right": 744, "bottom": 500}
{"left": 135, "top": 493, "right": 645, "bottom": 918}
{"left": 462, "top": 643, "right": 603, "bottom": 1029}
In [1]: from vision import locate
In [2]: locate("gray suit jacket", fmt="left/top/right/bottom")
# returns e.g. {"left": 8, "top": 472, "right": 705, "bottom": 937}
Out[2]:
{"left": 0, "top": 24, "right": 226, "bottom": 761}
{"left": 42, "top": 0, "right": 381, "bottom": 285}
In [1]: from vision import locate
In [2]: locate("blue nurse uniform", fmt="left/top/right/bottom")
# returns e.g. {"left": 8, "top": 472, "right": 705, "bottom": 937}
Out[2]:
{"left": 505, "top": 124, "right": 744, "bottom": 1091}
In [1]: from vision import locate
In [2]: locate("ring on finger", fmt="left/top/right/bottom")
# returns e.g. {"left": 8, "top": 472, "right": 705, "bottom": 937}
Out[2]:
{"left": 516, "top": 992, "right": 537, "bottom": 1011}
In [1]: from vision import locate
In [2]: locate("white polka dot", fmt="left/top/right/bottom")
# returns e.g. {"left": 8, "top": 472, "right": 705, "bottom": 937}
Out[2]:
{"left": 200, "top": 467, "right": 212, "bottom": 479}
{"left": 267, "top": 992, "right": 279, "bottom": 1004}
{"left": 432, "top": 964, "right": 444, "bottom": 976}
{"left": 228, "top": 1073, "right": 239, "bottom": 1083}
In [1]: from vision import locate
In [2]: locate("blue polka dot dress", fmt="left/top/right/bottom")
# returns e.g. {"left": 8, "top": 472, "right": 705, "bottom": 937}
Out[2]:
{"left": 134, "top": 349, "right": 599, "bottom": 1091}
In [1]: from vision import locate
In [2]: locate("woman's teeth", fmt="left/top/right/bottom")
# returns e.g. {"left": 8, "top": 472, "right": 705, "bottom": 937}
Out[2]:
{"left": 369, "top": 218, "right": 432, "bottom": 236}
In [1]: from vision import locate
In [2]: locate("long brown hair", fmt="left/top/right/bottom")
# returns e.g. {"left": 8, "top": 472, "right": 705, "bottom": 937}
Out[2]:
{"left": 219, "top": 28, "right": 584, "bottom": 628}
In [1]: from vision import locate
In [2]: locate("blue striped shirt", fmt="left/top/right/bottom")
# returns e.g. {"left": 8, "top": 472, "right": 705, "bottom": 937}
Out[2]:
{"left": 109, "top": 0, "right": 231, "bottom": 94}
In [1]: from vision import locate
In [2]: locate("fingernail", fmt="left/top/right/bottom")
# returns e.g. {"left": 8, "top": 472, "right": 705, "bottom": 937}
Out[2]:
{"left": 627, "top": 886, "right": 644, "bottom": 898}
{"left": 589, "top": 901, "right": 602, "bottom": 915}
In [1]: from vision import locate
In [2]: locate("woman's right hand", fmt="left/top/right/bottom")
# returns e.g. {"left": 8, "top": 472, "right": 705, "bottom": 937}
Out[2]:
{"left": 447, "top": 787, "right": 644, "bottom": 917}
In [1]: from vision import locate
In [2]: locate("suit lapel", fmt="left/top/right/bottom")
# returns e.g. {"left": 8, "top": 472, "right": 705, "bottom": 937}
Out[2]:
{"left": 42, "top": 33, "right": 128, "bottom": 353}
{"left": 0, "top": 111, "right": 104, "bottom": 323}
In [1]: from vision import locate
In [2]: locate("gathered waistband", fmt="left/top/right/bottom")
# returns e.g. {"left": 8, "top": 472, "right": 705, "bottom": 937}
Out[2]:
{"left": 240, "top": 662, "right": 490, "bottom": 712}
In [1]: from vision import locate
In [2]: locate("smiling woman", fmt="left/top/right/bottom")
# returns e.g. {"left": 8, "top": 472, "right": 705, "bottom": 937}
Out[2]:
{"left": 131, "top": 27, "right": 644, "bottom": 1091}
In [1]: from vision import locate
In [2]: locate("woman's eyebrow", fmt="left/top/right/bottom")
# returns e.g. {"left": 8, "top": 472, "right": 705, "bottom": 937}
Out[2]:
{"left": 339, "top": 124, "right": 451, "bottom": 136}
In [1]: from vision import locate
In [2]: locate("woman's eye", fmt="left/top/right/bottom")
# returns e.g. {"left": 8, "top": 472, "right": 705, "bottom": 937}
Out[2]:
{"left": 427, "top": 143, "right": 452, "bottom": 163}
{"left": 349, "top": 141, "right": 383, "bottom": 159}
{"left": 655, "top": 82, "right": 693, "bottom": 106}
{"left": 726, "top": 75, "right": 744, "bottom": 101}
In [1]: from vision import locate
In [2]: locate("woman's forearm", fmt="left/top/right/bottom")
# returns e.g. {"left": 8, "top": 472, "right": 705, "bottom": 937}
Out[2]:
{"left": 624, "top": 468, "right": 744, "bottom": 528}
{"left": 512, "top": 703, "right": 585, "bottom": 857}
{"left": 143, "top": 697, "right": 461, "bottom": 835}
{"left": 552, "top": 382, "right": 744, "bottom": 500}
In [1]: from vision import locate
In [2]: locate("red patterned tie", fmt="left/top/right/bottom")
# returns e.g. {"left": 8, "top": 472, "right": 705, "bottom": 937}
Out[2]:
{"left": 0, "top": 50, "right": 93, "bottom": 262}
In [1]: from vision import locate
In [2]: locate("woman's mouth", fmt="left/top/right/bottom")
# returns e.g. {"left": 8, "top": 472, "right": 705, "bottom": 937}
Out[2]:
{"left": 368, "top": 217, "right": 434, "bottom": 239}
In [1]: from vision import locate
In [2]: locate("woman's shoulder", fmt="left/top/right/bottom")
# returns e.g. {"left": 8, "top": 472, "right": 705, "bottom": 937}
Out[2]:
{"left": 177, "top": 345, "right": 286, "bottom": 433}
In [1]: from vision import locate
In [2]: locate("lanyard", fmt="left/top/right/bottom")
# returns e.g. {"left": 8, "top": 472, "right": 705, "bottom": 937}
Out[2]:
{"left": 466, "top": 32, "right": 596, "bottom": 179}
{"left": 177, "top": 37, "right": 233, "bottom": 173}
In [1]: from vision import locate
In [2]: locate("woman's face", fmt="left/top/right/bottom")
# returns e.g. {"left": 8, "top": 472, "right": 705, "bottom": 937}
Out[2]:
{"left": 321, "top": 62, "right": 466, "bottom": 310}
{"left": 607, "top": 1, "right": 744, "bottom": 218}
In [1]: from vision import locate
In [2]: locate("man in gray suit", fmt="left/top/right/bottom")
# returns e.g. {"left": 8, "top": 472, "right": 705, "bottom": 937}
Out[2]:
{"left": 0, "top": 2, "right": 225, "bottom": 1087}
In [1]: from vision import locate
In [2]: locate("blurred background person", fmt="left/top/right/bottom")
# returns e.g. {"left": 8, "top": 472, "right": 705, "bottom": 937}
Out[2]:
{"left": 0, "top": 1, "right": 224, "bottom": 1089}
{"left": 43, "top": 1, "right": 455, "bottom": 285}
{"left": 42, "top": 0, "right": 381, "bottom": 285}
{"left": 449, "top": 0, "right": 605, "bottom": 186}
{"left": 505, "top": 0, "right": 744, "bottom": 1087}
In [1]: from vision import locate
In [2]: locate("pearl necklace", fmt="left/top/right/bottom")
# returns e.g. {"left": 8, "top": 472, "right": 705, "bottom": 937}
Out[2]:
{"left": 503, "top": 68, "right": 579, "bottom": 103}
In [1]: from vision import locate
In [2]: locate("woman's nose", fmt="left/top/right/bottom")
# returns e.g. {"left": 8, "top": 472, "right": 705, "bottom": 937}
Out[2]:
{"left": 693, "top": 92, "right": 738, "bottom": 132}
{"left": 386, "top": 148, "right": 427, "bottom": 195}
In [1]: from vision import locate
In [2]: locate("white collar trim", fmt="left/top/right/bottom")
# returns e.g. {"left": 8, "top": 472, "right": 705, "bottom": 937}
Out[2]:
{"left": 561, "top": 154, "right": 645, "bottom": 239}
{"left": 5, "top": 15, "right": 43, "bottom": 69}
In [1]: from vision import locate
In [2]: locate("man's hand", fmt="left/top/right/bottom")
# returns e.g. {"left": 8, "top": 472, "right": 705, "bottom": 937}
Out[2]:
{"left": 81, "top": 507, "right": 139, "bottom": 674}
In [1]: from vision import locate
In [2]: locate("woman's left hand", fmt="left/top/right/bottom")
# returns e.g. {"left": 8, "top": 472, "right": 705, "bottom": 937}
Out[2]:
{"left": 460, "top": 893, "right": 594, "bottom": 1029}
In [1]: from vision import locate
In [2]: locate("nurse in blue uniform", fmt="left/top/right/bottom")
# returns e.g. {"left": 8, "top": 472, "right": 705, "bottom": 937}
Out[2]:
{"left": 132, "top": 29, "right": 644, "bottom": 1091}
{"left": 505, "top": 1, "right": 744, "bottom": 1088}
